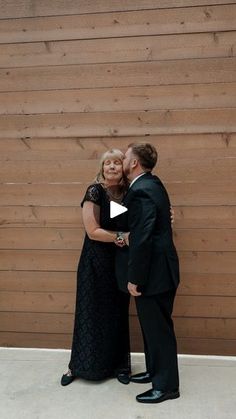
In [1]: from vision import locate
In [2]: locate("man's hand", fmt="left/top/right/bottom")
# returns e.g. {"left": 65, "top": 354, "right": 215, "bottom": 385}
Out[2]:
{"left": 128, "top": 282, "right": 142, "bottom": 297}
{"left": 123, "top": 232, "right": 130, "bottom": 246}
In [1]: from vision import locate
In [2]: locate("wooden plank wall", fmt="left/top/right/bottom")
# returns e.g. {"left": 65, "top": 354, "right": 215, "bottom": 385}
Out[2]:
{"left": 0, "top": 0, "right": 236, "bottom": 355}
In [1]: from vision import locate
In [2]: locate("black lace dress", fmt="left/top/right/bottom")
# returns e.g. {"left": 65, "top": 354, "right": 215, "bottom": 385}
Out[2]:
{"left": 68, "top": 183, "right": 131, "bottom": 380}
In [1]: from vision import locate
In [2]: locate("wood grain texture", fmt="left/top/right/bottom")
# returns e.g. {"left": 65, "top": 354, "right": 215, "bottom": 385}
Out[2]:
{"left": 0, "top": 227, "right": 236, "bottom": 251}
{"left": 1, "top": 1, "right": 235, "bottom": 19}
{"left": 0, "top": 108, "right": 236, "bottom": 138}
{"left": 1, "top": 31, "right": 236, "bottom": 68}
{"left": 1, "top": 182, "right": 235, "bottom": 206}
{"left": 0, "top": 271, "right": 76, "bottom": 292}
{"left": 1, "top": 4, "right": 236, "bottom": 43}
{"left": 1, "top": 58, "right": 236, "bottom": 92}
{"left": 0, "top": 291, "right": 235, "bottom": 318}
{"left": 0, "top": 250, "right": 235, "bottom": 274}
{"left": 0, "top": 134, "right": 235, "bottom": 159}
{"left": 1, "top": 331, "right": 235, "bottom": 354}
{"left": 1, "top": 82, "right": 236, "bottom": 115}
{"left": 0, "top": 271, "right": 235, "bottom": 296}
{"left": 1, "top": 313, "right": 235, "bottom": 339}
{"left": 0, "top": 205, "right": 236, "bottom": 229}
{"left": 0, "top": 1, "right": 235, "bottom": 355}
{"left": 1, "top": 156, "right": 235, "bottom": 183}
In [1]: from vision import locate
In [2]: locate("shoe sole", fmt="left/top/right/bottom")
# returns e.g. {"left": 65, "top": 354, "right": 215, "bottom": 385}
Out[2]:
{"left": 130, "top": 379, "right": 152, "bottom": 384}
{"left": 61, "top": 376, "right": 75, "bottom": 386}
{"left": 117, "top": 378, "right": 130, "bottom": 385}
{"left": 136, "top": 392, "right": 180, "bottom": 404}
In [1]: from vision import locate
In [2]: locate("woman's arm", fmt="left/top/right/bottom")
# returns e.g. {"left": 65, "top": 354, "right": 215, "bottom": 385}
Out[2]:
{"left": 82, "top": 201, "right": 117, "bottom": 242}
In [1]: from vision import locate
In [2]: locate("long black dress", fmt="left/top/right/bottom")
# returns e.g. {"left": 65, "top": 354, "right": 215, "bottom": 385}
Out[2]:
{"left": 69, "top": 183, "right": 131, "bottom": 380}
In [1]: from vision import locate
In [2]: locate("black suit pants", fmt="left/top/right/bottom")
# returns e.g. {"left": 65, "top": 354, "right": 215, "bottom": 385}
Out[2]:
{"left": 135, "top": 289, "right": 179, "bottom": 391}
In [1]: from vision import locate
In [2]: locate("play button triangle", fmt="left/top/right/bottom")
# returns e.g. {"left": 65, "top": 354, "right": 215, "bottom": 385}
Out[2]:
{"left": 110, "top": 201, "right": 128, "bottom": 219}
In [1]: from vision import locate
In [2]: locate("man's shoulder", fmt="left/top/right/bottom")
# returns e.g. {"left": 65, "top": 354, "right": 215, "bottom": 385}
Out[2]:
{"left": 129, "top": 175, "right": 169, "bottom": 206}
{"left": 132, "top": 174, "right": 162, "bottom": 192}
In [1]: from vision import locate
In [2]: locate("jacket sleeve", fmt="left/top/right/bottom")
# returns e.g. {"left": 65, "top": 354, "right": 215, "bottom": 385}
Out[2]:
{"left": 127, "top": 190, "right": 156, "bottom": 286}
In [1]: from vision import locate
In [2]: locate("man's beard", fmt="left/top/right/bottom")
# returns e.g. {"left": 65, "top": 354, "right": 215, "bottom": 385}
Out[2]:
{"left": 123, "top": 164, "right": 130, "bottom": 178}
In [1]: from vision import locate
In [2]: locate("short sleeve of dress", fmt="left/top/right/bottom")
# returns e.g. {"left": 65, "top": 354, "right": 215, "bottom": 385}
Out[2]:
{"left": 81, "top": 184, "right": 102, "bottom": 207}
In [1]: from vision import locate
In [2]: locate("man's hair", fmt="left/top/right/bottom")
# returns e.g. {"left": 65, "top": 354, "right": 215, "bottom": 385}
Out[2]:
{"left": 128, "top": 142, "right": 158, "bottom": 171}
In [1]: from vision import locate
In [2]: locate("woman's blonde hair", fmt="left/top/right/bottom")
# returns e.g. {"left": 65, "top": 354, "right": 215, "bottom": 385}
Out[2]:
{"left": 95, "top": 149, "right": 125, "bottom": 184}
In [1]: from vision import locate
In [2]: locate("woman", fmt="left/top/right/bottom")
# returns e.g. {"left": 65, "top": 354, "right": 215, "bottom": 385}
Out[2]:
{"left": 61, "top": 149, "right": 131, "bottom": 386}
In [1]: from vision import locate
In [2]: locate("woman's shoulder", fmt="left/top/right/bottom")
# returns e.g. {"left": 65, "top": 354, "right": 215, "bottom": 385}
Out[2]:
{"left": 81, "top": 183, "right": 104, "bottom": 207}
{"left": 86, "top": 182, "right": 103, "bottom": 193}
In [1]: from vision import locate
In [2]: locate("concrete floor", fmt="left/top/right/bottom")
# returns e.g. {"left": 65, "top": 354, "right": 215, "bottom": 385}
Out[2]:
{"left": 0, "top": 348, "right": 235, "bottom": 419}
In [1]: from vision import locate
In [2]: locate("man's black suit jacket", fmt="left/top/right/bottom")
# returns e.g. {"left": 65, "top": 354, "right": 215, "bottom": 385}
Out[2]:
{"left": 115, "top": 172, "right": 179, "bottom": 296}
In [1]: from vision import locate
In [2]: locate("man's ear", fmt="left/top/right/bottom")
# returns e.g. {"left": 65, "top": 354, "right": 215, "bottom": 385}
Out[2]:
{"left": 131, "top": 158, "right": 138, "bottom": 169}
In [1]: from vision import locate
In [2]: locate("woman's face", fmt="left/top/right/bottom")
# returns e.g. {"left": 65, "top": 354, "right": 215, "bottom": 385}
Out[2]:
{"left": 103, "top": 157, "right": 123, "bottom": 183}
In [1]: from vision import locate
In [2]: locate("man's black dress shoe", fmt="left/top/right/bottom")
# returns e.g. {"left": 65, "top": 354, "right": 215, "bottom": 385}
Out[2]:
{"left": 117, "top": 373, "right": 130, "bottom": 385}
{"left": 61, "top": 373, "right": 75, "bottom": 386}
{"left": 130, "top": 371, "right": 151, "bottom": 384}
{"left": 136, "top": 388, "right": 180, "bottom": 404}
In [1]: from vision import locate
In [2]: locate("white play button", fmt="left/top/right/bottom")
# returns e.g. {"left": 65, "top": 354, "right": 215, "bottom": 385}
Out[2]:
{"left": 110, "top": 201, "right": 128, "bottom": 219}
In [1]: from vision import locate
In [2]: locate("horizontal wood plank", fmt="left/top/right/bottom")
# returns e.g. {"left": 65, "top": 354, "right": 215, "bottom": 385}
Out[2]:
{"left": 176, "top": 337, "right": 236, "bottom": 355}
{"left": 0, "top": 227, "right": 84, "bottom": 250}
{"left": 0, "top": 312, "right": 74, "bottom": 334}
{"left": 1, "top": 58, "right": 236, "bottom": 93}
{"left": 1, "top": 331, "right": 235, "bottom": 354}
{"left": 1, "top": 313, "right": 236, "bottom": 339}
{"left": 0, "top": 134, "right": 235, "bottom": 160}
{"left": 0, "top": 227, "right": 236, "bottom": 251}
{"left": 174, "top": 295, "right": 236, "bottom": 318}
{"left": 0, "top": 205, "right": 236, "bottom": 229}
{"left": 1, "top": 4, "right": 236, "bottom": 43}
{"left": 173, "top": 228, "right": 236, "bottom": 251}
{"left": 174, "top": 206, "right": 236, "bottom": 229}
{"left": 178, "top": 273, "right": 236, "bottom": 296}
{"left": 0, "top": 156, "right": 235, "bottom": 183}
{"left": 0, "top": 290, "right": 75, "bottom": 313}
{"left": 0, "top": 271, "right": 76, "bottom": 292}
{"left": 168, "top": 182, "right": 236, "bottom": 206}
{"left": 130, "top": 316, "right": 236, "bottom": 341}
{"left": 0, "top": 250, "right": 235, "bottom": 273}
{"left": 174, "top": 317, "right": 236, "bottom": 339}
{"left": 0, "top": 0, "right": 235, "bottom": 356}
{"left": 1, "top": 31, "right": 236, "bottom": 68}
{"left": 130, "top": 295, "right": 236, "bottom": 317}
{"left": 0, "top": 108, "right": 236, "bottom": 138}
{"left": 0, "top": 206, "right": 83, "bottom": 227}
{"left": 0, "top": 291, "right": 235, "bottom": 318}
{"left": 0, "top": 271, "right": 235, "bottom": 296}
{"left": 131, "top": 318, "right": 236, "bottom": 354}
{"left": 0, "top": 331, "right": 72, "bottom": 349}
{"left": 179, "top": 251, "right": 236, "bottom": 274}
{"left": 1, "top": 182, "right": 236, "bottom": 206}
{"left": 0, "top": 250, "right": 79, "bottom": 271}
{"left": 1, "top": 82, "right": 236, "bottom": 115}
{"left": 1, "top": 1, "right": 235, "bottom": 19}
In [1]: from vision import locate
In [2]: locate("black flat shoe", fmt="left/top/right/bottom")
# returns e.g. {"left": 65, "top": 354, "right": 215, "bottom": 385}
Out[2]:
{"left": 130, "top": 371, "right": 152, "bottom": 384}
{"left": 61, "top": 372, "right": 75, "bottom": 386}
{"left": 117, "top": 373, "right": 130, "bottom": 385}
{"left": 136, "top": 388, "right": 180, "bottom": 404}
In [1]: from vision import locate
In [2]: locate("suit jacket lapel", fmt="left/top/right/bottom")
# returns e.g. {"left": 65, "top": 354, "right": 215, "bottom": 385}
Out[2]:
{"left": 123, "top": 172, "right": 153, "bottom": 205}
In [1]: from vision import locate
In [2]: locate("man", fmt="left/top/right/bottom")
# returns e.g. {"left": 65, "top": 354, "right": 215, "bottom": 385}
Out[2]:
{"left": 116, "top": 143, "right": 180, "bottom": 404}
